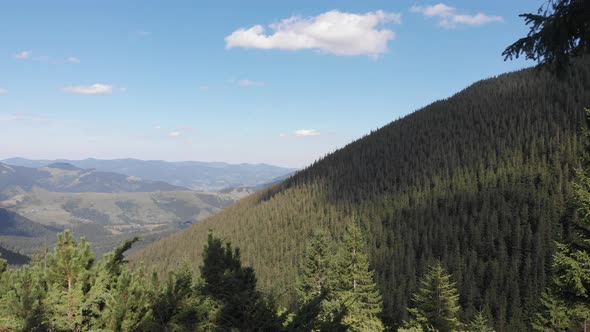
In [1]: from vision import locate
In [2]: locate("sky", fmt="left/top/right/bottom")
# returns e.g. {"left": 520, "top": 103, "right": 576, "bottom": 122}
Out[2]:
{"left": 0, "top": 0, "right": 538, "bottom": 168}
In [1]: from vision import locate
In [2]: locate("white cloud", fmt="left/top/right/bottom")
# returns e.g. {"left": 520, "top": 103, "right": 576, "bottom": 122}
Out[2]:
{"left": 225, "top": 10, "right": 401, "bottom": 56}
{"left": 67, "top": 56, "right": 80, "bottom": 64}
{"left": 0, "top": 112, "right": 47, "bottom": 122}
{"left": 410, "top": 3, "right": 502, "bottom": 28}
{"left": 0, "top": 88, "right": 8, "bottom": 95}
{"left": 136, "top": 30, "right": 151, "bottom": 37}
{"left": 237, "top": 79, "right": 265, "bottom": 87}
{"left": 295, "top": 129, "right": 320, "bottom": 137}
{"left": 168, "top": 131, "right": 181, "bottom": 137}
{"left": 62, "top": 84, "right": 114, "bottom": 95}
{"left": 14, "top": 51, "right": 81, "bottom": 64}
{"left": 14, "top": 50, "right": 32, "bottom": 59}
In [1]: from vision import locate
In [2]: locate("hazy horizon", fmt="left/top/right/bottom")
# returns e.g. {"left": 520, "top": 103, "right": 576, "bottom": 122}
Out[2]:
{"left": 1, "top": 0, "right": 536, "bottom": 168}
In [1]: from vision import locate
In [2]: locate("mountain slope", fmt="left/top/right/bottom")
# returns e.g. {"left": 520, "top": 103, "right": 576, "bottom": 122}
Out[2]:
{"left": 0, "top": 208, "right": 55, "bottom": 237}
{"left": 133, "top": 58, "right": 590, "bottom": 330}
{"left": 0, "top": 245, "right": 30, "bottom": 265}
{"left": 1, "top": 158, "right": 297, "bottom": 191}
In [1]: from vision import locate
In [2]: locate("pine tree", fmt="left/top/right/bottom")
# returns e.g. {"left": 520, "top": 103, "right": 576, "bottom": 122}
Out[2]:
{"left": 0, "top": 265, "right": 46, "bottom": 331}
{"left": 406, "top": 261, "right": 461, "bottom": 332}
{"left": 44, "top": 230, "right": 95, "bottom": 331}
{"left": 200, "top": 231, "right": 281, "bottom": 331}
{"left": 332, "top": 223, "right": 384, "bottom": 332}
{"left": 147, "top": 265, "right": 216, "bottom": 331}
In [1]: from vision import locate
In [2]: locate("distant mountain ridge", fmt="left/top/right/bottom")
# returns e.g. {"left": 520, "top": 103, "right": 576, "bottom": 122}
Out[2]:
{"left": 2, "top": 158, "right": 297, "bottom": 191}
{"left": 0, "top": 162, "right": 186, "bottom": 199}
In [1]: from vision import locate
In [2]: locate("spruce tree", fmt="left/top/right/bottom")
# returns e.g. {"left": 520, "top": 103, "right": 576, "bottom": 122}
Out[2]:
{"left": 532, "top": 290, "right": 571, "bottom": 331}
{"left": 467, "top": 311, "right": 495, "bottom": 332}
{"left": 547, "top": 108, "right": 590, "bottom": 330}
{"left": 298, "top": 229, "right": 332, "bottom": 304}
{"left": 332, "top": 223, "right": 384, "bottom": 332}
{"left": 292, "top": 229, "right": 340, "bottom": 331}
{"left": 406, "top": 261, "right": 461, "bottom": 332}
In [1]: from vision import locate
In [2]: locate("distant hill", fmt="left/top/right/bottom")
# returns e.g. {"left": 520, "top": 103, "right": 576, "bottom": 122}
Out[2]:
{"left": 0, "top": 162, "right": 186, "bottom": 199}
{"left": 2, "top": 158, "right": 297, "bottom": 191}
{"left": 0, "top": 188, "right": 237, "bottom": 257}
{"left": 134, "top": 57, "right": 590, "bottom": 330}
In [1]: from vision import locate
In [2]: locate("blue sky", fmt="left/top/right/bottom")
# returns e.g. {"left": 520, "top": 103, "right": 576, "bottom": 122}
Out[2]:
{"left": 0, "top": 0, "right": 537, "bottom": 168}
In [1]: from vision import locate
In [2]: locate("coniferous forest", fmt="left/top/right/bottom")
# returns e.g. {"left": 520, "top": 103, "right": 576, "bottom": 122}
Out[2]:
{"left": 132, "top": 56, "right": 590, "bottom": 331}
{"left": 2, "top": 1, "right": 590, "bottom": 331}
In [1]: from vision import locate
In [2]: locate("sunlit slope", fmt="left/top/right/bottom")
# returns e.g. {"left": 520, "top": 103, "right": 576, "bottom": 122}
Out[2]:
{"left": 134, "top": 58, "right": 590, "bottom": 329}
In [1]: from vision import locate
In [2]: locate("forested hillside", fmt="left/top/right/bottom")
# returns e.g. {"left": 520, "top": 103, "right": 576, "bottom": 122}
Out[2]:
{"left": 134, "top": 57, "right": 590, "bottom": 330}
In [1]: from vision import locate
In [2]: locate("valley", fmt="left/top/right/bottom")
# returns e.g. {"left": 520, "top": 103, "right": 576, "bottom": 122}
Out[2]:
{"left": 0, "top": 160, "right": 292, "bottom": 258}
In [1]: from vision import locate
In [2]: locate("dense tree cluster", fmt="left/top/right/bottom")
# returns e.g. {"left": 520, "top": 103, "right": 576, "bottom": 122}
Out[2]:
{"left": 0, "top": 225, "right": 388, "bottom": 331}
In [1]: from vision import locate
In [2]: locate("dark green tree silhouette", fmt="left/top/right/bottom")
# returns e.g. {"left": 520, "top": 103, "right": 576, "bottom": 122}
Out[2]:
{"left": 200, "top": 231, "right": 281, "bottom": 331}
{"left": 503, "top": 0, "right": 590, "bottom": 69}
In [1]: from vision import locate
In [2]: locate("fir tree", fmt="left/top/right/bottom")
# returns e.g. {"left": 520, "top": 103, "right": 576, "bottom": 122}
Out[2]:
{"left": 406, "top": 261, "right": 461, "bottom": 332}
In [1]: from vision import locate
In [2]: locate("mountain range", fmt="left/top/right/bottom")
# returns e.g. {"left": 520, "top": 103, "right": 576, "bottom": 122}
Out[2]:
{"left": 0, "top": 162, "right": 186, "bottom": 200}
{"left": 2, "top": 158, "right": 297, "bottom": 191}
